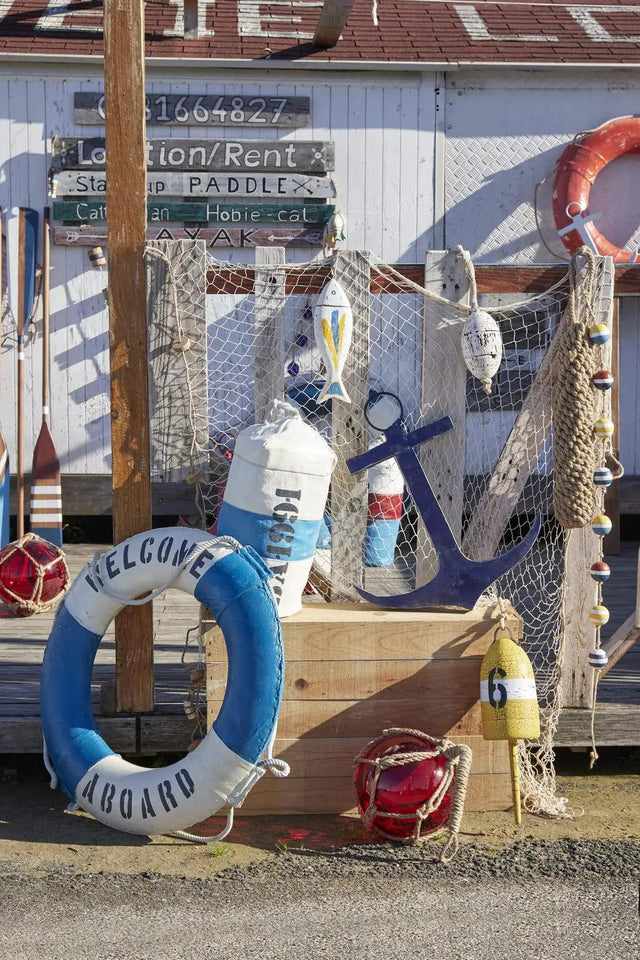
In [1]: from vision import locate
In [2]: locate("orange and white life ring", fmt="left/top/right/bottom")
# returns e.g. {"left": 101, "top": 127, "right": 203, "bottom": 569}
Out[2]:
{"left": 553, "top": 116, "right": 640, "bottom": 263}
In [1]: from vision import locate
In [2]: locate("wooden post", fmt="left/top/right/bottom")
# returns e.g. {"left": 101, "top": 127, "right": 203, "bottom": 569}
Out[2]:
{"left": 330, "top": 251, "right": 370, "bottom": 600}
{"left": 104, "top": 0, "right": 154, "bottom": 713}
{"left": 417, "top": 250, "right": 470, "bottom": 585}
{"left": 254, "top": 247, "right": 285, "bottom": 423}
{"left": 313, "top": 0, "right": 356, "bottom": 47}
{"left": 604, "top": 298, "right": 620, "bottom": 555}
{"left": 560, "top": 255, "right": 614, "bottom": 709}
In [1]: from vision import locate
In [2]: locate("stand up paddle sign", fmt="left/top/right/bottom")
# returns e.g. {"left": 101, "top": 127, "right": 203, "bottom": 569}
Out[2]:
{"left": 346, "top": 393, "right": 541, "bottom": 610}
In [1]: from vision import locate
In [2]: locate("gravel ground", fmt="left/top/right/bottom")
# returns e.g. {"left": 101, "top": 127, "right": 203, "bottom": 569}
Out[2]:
{"left": 1, "top": 840, "right": 637, "bottom": 960}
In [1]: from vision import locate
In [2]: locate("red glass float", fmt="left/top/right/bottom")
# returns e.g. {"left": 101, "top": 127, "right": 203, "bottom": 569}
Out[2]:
{"left": 0, "top": 534, "right": 70, "bottom": 616}
{"left": 354, "top": 730, "right": 456, "bottom": 841}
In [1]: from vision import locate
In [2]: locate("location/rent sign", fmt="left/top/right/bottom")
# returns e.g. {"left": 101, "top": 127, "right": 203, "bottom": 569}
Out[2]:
{"left": 51, "top": 137, "right": 335, "bottom": 173}
{"left": 54, "top": 225, "right": 325, "bottom": 249}
{"left": 51, "top": 170, "right": 336, "bottom": 199}
{"left": 74, "top": 92, "right": 311, "bottom": 127}
{"left": 52, "top": 200, "right": 335, "bottom": 224}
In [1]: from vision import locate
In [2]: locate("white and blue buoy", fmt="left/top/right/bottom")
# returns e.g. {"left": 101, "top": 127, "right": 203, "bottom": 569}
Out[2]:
{"left": 588, "top": 648, "right": 609, "bottom": 670}
{"left": 593, "top": 467, "right": 614, "bottom": 487}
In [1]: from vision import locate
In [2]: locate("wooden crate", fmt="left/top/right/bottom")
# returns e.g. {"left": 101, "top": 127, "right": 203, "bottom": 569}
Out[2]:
{"left": 205, "top": 601, "right": 522, "bottom": 815}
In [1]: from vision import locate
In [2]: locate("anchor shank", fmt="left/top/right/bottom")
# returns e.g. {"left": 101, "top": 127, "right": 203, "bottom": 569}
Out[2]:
{"left": 395, "top": 446, "right": 461, "bottom": 555}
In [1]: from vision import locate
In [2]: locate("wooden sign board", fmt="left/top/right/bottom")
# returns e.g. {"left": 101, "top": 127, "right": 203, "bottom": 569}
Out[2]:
{"left": 74, "top": 92, "right": 310, "bottom": 128}
{"left": 51, "top": 170, "right": 336, "bottom": 199}
{"left": 51, "top": 137, "right": 335, "bottom": 173}
{"left": 52, "top": 200, "right": 334, "bottom": 225}
{"left": 54, "top": 225, "right": 325, "bottom": 249}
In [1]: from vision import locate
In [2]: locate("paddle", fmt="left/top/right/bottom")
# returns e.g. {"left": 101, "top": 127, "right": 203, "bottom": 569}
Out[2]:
{"left": 0, "top": 211, "right": 10, "bottom": 547}
{"left": 11, "top": 208, "right": 39, "bottom": 540}
{"left": 30, "top": 208, "right": 62, "bottom": 546}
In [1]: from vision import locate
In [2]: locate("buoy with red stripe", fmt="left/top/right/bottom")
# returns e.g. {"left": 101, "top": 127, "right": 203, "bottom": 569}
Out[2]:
{"left": 553, "top": 116, "right": 640, "bottom": 262}
{"left": 364, "top": 437, "right": 404, "bottom": 567}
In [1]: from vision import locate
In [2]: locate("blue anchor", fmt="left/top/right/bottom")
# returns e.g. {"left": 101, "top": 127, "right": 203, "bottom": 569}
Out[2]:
{"left": 346, "top": 393, "right": 541, "bottom": 611}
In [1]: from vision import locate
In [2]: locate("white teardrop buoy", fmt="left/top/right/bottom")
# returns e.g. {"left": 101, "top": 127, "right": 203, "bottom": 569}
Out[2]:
{"left": 461, "top": 309, "right": 503, "bottom": 395}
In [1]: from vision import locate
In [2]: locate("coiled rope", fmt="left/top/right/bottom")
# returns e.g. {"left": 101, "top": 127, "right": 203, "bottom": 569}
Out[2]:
{"left": 552, "top": 248, "right": 600, "bottom": 528}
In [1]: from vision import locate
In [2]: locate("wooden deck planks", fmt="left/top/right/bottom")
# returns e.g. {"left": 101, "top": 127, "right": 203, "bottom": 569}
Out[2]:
{"left": 0, "top": 543, "right": 200, "bottom": 720}
{"left": 1, "top": 542, "right": 638, "bottom": 748}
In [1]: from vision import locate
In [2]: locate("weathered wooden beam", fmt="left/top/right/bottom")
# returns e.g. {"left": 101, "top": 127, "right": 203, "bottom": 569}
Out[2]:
{"left": 600, "top": 612, "right": 640, "bottom": 677}
{"left": 330, "top": 251, "right": 370, "bottom": 600}
{"left": 104, "top": 0, "right": 154, "bottom": 713}
{"left": 205, "top": 263, "right": 640, "bottom": 296}
{"left": 604, "top": 299, "right": 620, "bottom": 555}
{"left": 313, "top": 0, "right": 356, "bottom": 48}
{"left": 146, "top": 240, "right": 209, "bottom": 483}
{"left": 463, "top": 297, "right": 559, "bottom": 560}
{"left": 417, "top": 250, "right": 469, "bottom": 584}
{"left": 254, "top": 247, "right": 285, "bottom": 422}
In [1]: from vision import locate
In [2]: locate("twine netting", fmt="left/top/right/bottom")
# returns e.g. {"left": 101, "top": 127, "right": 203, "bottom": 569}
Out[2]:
{"left": 146, "top": 243, "right": 610, "bottom": 818}
{"left": 354, "top": 727, "right": 472, "bottom": 862}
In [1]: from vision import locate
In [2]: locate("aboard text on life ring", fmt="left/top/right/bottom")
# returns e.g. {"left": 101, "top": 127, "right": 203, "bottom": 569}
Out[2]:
{"left": 40, "top": 529, "right": 284, "bottom": 836}
{"left": 553, "top": 115, "right": 640, "bottom": 263}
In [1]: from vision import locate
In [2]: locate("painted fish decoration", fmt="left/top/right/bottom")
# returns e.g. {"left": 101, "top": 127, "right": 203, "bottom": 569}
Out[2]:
{"left": 314, "top": 278, "right": 353, "bottom": 404}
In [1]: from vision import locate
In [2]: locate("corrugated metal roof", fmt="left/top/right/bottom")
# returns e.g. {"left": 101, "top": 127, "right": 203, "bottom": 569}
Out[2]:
{"left": 1, "top": 0, "right": 640, "bottom": 65}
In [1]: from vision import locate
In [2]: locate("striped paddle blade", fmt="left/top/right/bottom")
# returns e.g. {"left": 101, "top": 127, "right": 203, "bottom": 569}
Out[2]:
{"left": 31, "top": 208, "right": 62, "bottom": 547}
{"left": 30, "top": 422, "right": 62, "bottom": 546}
{"left": 0, "top": 429, "right": 9, "bottom": 547}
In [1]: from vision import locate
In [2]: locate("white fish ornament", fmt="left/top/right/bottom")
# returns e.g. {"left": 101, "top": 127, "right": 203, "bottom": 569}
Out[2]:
{"left": 314, "top": 278, "right": 353, "bottom": 403}
{"left": 461, "top": 309, "right": 503, "bottom": 395}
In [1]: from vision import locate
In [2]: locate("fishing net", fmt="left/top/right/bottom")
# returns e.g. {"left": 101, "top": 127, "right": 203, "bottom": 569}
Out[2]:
{"left": 146, "top": 241, "right": 608, "bottom": 818}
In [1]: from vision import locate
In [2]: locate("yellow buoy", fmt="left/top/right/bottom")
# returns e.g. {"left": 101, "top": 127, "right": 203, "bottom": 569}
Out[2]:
{"left": 480, "top": 629, "right": 540, "bottom": 825}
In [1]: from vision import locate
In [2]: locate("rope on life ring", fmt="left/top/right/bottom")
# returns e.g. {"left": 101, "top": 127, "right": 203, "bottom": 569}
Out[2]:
{"left": 40, "top": 528, "right": 287, "bottom": 840}
{"left": 553, "top": 116, "right": 640, "bottom": 263}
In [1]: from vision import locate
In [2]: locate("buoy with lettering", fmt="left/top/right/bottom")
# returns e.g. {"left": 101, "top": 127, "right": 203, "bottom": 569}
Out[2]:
{"left": 461, "top": 309, "right": 503, "bottom": 395}
{"left": 40, "top": 529, "right": 288, "bottom": 838}
{"left": 480, "top": 628, "right": 540, "bottom": 825}
{"left": 364, "top": 437, "right": 404, "bottom": 566}
{"left": 218, "top": 400, "right": 335, "bottom": 617}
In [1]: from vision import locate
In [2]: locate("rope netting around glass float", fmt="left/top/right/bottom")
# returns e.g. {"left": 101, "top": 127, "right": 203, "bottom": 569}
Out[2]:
{"left": 146, "top": 242, "right": 602, "bottom": 818}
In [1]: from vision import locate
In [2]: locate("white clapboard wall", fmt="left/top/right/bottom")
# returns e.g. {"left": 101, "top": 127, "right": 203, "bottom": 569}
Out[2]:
{"left": 2, "top": 60, "right": 640, "bottom": 483}
{"left": 0, "top": 63, "right": 437, "bottom": 477}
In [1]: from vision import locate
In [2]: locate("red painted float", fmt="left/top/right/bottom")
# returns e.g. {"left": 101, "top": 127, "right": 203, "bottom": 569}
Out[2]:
{"left": 553, "top": 116, "right": 640, "bottom": 262}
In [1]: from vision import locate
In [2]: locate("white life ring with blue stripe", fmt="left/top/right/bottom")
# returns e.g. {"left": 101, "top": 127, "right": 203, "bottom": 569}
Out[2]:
{"left": 40, "top": 529, "right": 284, "bottom": 836}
